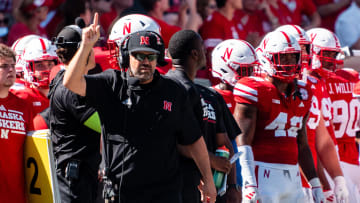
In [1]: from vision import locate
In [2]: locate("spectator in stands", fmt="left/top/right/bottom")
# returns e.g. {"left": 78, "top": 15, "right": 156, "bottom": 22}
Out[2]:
{"left": 0, "top": 11, "right": 9, "bottom": 43}
{"left": 234, "top": 0, "right": 267, "bottom": 47}
{"left": 260, "top": 0, "right": 293, "bottom": 27}
{"left": 198, "top": 0, "right": 246, "bottom": 85}
{"left": 335, "top": 0, "right": 360, "bottom": 49}
{"left": 7, "top": 0, "right": 50, "bottom": 45}
{"left": 314, "top": 0, "right": 351, "bottom": 31}
{"left": 139, "top": 0, "right": 181, "bottom": 47}
{"left": 197, "top": 0, "right": 217, "bottom": 21}
{"left": 100, "top": 0, "right": 134, "bottom": 35}
{"left": 280, "top": 0, "right": 321, "bottom": 29}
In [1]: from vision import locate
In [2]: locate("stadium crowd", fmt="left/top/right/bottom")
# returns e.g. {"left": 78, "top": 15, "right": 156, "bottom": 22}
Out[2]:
{"left": 1, "top": 0, "right": 360, "bottom": 202}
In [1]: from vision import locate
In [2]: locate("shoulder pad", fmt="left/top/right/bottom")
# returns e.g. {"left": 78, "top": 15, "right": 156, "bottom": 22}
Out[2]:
{"left": 297, "top": 79, "right": 306, "bottom": 87}
{"left": 307, "top": 76, "right": 318, "bottom": 84}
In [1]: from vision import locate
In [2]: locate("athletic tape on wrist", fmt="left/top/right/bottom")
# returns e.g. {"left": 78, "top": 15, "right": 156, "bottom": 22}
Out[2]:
{"left": 309, "top": 177, "right": 321, "bottom": 188}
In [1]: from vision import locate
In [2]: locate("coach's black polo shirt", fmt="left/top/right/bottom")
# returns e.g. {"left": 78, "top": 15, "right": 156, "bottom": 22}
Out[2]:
{"left": 195, "top": 84, "right": 227, "bottom": 153}
{"left": 49, "top": 70, "right": 101, "bottom": 173}
{"left": 85, "top": 69, "right": 202, "bottom": 191}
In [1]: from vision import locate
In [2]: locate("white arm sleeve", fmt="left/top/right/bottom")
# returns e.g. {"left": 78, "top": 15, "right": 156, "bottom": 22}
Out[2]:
{"left": 238, "top": 145, "right": 257, "bottom": 187}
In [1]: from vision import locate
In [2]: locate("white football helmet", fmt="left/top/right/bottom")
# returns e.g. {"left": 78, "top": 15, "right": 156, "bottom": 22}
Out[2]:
{"left": 22, "top": 37, "right": 58, "bottom": 88}
{"left": 257, "top": 31, "right": 301, "bottom": 82}
{"left": 108, "top": 14, "right": 161, "bottom": 59}
{"left": 276, "top": 25, "right": 311, "bottom": 65}
{"left": 11, "top": 35, "right": 42, "bottom": 77}
{"left": 211, "top": 39, "right": 258, "bottom": 86}
{"left": 306, "top": 28, "right": 342, "bottom": 72}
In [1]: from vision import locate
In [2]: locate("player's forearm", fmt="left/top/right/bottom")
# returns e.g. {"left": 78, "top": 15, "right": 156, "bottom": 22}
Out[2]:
{"left": 315, "top": 116, "right": 343, "bottom": 178}
{"left": 63, "top": 43, "right": 92, "bottom": 96}
{"left": 298, "top": 144, "right": 318, "bottom": 181}
{"left": 317, "top": 161, "right": 332, "bottom": 191}
{"left": 316, "top": 138, "right": 343, "bottom": 178}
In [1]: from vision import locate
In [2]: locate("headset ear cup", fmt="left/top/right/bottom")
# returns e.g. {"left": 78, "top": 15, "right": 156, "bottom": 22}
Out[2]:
{"left": 153, "top": 32, "right": 167, "bottom": 66}
{"left": 119, "top": 36, "right": 130, "bottom": 68}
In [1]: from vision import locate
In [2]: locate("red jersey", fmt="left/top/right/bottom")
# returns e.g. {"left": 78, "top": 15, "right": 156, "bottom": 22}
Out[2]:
{"left": 0, "top": 92, "right": 34, "bottom": 203}
{"left": 320, "top": 71, "right": 360, "bottom": 165}
{"left": 10, "top": 86, "right": 49, "bottom": 115}
{"left": 213, "top": 85, "right": 236, "bottom": 114}
{"left": 152, "top": 17, "right": 181, "bottom": 48}
{"left": 200, "top": 11, "right": 246, "bottom": 52}
{"left": 281, "top": 0, "right": 317, "bottom": 25}
{"left": 233, "top": 76, "right": 312, "bottom": 164}
{"left": 7, "top": 22, "right": 48, "bottom": 46}
{"left": 94, "top": 46, "right": 114, "bottom": 71}
{"left": 234, "top": 9, "right": 266, "bottom": 41}
{"left": 100, "top": 6, "right": 117, "bottom": 35}
{"left": 305, "top": 75, "right": 337, "bottom": 167}
{"left": 268, "top": 1, "right": 294, "bottom": 25}
{"left": 199, "top": 11, "right": 246, "bottom": 83}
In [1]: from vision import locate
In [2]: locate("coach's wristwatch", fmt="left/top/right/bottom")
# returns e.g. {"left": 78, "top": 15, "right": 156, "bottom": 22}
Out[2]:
{"left": 227, "top": 184, "right": 241, "bottom": 191}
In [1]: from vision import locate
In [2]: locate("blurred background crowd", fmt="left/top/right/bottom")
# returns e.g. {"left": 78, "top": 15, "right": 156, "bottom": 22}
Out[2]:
{"left": 0, "top": 0, "right": 355, "bottom": 84}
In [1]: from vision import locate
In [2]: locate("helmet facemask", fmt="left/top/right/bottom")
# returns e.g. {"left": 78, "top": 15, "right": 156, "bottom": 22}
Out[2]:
{"left": 29, "top": 59, "right": 57, "bottom": 88}
{"left": 267, "top": 51, "right": 300, "bottom": 82}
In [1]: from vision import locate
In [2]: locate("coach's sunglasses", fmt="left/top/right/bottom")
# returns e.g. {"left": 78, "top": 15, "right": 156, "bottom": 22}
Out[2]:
{"left": 132, "top": 53, "right": 158, "bottom": 62}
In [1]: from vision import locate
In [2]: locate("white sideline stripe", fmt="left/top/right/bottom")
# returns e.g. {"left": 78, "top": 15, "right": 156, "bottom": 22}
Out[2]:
{"left": 235, "top": 83, "right": 258, "bottom": 95}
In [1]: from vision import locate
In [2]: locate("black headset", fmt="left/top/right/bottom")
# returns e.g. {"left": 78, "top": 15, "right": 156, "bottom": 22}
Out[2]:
{"left": 119, "top": 31, "right": 166, "bottom": 69}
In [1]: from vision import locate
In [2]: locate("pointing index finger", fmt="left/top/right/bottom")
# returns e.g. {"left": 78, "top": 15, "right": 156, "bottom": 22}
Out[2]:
{"left": 93, "top": 12, "right": 99, "bottom": 27}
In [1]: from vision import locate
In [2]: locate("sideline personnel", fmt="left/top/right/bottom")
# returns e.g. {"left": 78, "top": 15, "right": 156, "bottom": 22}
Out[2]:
{"left": 0, "top": 43, "right": 34, "bottom": 203}
{"left": 49, "top": 22, "right": 102, "bottom": 202}
{"left": 62, "top": 13, "right": 217, "bottom": 203}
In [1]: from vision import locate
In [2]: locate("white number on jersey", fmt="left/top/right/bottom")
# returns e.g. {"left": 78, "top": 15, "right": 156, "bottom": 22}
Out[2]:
{"left": 321, "top": 97, "right": 332, "bottom": 127}
{"left": 265, "top": 112, "right": 303, "bottom": 137}
{"left": 332, "top": 99, "right": 360, "bottom": 138}
{"left": 307, "top": 96, "right": 321, "bottom": 130}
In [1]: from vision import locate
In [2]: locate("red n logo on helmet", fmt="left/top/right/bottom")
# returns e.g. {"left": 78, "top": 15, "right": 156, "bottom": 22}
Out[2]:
{"left": 221, "top": 47, "right": 233, "bottom": 62}
{"left": 123, "top": 22, "right": 131, "bottom": 35}
{"left": 140, "top": 36, "right": 150, "bottom": 45}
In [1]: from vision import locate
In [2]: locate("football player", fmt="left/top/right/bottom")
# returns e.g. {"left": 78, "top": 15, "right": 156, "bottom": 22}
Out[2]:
{"left": 107, "top": 14, "right": 169, "bottom": 73}
{"left": 277, "top": 24, "right": 349, "bottom": 203}
{"left": 211, "top": 39, "right": 259, "bottom": 113}
{"left": 10, "top": 37, "right": 58, "bottom": 115}
{"left": 306, "top": 27, "right": 360, "bottom": 203}
{"left": 233, "top": 31, "right": 325, "bottom": 202}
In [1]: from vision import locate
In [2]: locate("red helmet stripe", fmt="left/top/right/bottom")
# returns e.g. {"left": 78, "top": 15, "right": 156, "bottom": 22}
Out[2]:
{"left": 39, "top": 38, "right": 47, "bottom": 54}
{"left": 331, "top": 33, "right": 340, "bottom": 48}
{"left": 241, "top": 40, "right": 257, "bottom": 60}
{"left": 292, "top": 25, "right": 303, "bottom": 38}
{"left": 13, "top": 38, "right": 22, "bottom": 50}
{"left": 280, "top": 31, "right": 292, "bottom": 47}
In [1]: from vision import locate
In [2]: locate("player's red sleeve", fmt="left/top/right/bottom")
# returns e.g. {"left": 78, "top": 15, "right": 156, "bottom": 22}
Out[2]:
{"left": 233, "top": 77, "right": 260, "bottom": 105}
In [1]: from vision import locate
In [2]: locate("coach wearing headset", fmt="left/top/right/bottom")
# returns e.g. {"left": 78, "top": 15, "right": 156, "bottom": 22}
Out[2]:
{"left": 63, "top": 14, "right": 217, "bottom": 203}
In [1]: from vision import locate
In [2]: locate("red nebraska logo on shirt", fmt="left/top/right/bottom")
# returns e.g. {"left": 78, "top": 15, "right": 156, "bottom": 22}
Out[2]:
{"left": 163, "top": 100, "right": 172, "bottom": 111}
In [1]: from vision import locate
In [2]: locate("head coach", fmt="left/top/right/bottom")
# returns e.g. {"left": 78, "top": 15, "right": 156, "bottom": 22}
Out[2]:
{"left": 62, "top": 13, "right": 217, "bottom": 203}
